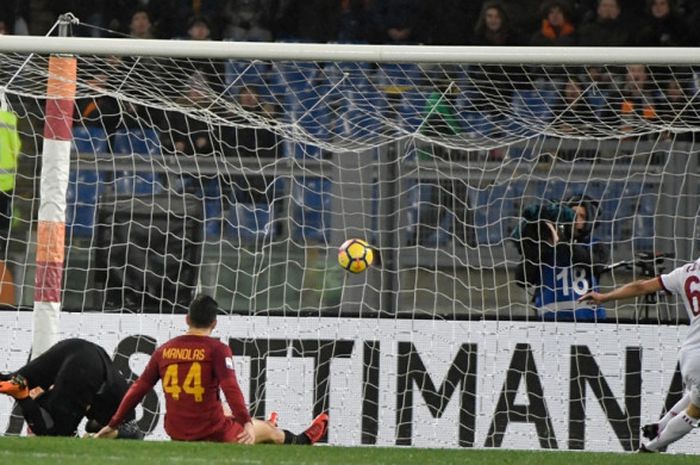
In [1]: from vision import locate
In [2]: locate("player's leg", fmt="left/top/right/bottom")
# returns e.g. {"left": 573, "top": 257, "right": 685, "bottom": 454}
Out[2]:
{"left": 255, "top": 411, "right": 329, "bottom": 445}
{"left": 642, "top": 390, "right": 691, "bottom": 440}
{"left": 250, "top": 417, "right": 285, "bottom": 444}
{"left": 0, "top": 373, "right": 56, "bottom": 435}
{"left": 642, "top": 400, "right": 699, "bottom": 452}
{"left": 642, "top": 353, "right": 700, "bottom": 452}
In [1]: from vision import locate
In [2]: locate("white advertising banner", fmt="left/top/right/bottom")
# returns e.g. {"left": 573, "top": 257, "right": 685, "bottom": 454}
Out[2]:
{"left": 0, "top": 312, "right": 691, "bottom": 453}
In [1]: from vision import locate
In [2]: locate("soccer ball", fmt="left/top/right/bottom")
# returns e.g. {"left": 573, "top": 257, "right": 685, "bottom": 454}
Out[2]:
{"left": 338, "top": 239, "right": 373, "bottom": 273}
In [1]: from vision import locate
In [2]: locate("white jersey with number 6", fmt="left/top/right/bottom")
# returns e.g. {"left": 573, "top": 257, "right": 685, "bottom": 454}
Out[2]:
{"left": 659, "top": 257, "right": 700, "bottom": 353}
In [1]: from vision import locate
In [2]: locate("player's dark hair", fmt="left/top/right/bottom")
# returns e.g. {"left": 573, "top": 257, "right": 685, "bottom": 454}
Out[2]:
{"left": 188, "top": 294, "right": 219, "bottom": 328}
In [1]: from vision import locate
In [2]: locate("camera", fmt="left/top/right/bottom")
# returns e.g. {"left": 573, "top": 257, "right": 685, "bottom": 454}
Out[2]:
{"left": 631, "top": 251, "right": 674, "bottom": 277}
{"left": 512, "top": 202, "right": 576, "bottom": 244}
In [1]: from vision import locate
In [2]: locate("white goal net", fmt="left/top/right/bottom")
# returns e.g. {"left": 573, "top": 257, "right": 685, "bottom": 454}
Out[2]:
{"left": 0, "top": 30, "right": 699, "bottom": 452}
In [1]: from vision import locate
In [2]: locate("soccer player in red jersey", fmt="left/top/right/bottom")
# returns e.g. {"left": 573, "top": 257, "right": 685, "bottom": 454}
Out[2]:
{"left": 95, "top": 294, "right": 328, "bottom": 444}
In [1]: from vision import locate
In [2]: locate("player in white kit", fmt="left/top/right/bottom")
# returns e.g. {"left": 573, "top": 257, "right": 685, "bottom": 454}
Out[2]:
{"left": 579, "top": 257, "right": 700, "bottom": 452}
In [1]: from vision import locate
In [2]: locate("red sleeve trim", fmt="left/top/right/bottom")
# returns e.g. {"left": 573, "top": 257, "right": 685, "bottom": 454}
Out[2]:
{"left": 658, "top": 276, "right": 669, "bottom": 292}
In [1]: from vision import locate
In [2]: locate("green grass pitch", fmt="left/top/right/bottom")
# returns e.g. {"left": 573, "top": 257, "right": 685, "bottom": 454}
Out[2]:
{"left": 0, "top": 437, "right": 698, "bottom": 465}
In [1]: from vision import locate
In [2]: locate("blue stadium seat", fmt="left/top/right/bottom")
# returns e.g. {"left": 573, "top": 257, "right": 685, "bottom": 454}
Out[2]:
{"left": 275, "top": 62, "right": 318, "bottom": 94}
{"left": 595, "top": 182, "right": 625, "bottom": 242}
{"left": 72, "top": 126, "right": 109, "bottom": 154}
{"left": 543, "top": 180, "right": 567, "bottom": 202}
{"left": 291, "top": 177, "right": 331, "bottom": 243}
{"left": 109, "top": 170, "right": 163, "bottom": 197}
{"left": 68, "top": 127, "right": 109, "bottom": 238}
{"left": 340, "top": 88, "right": 388, "bottom": 140}
{"left": 376, "top": 63, "right": 424, "bottom": 90}
{"left": 200, "top": 181, "right": 223, "bottom": 238}
{"left": 113, "top": 128, "right": 161, "bottom": 156}
{"left": 473, "top": 183, "right": 510, "bottom": 245}
{"left": 112, "top": 128, "right": 163, "bottom": 196}
{"left": 509, "top": 88, "right": 557, "bottom": 142}
{"left": 226, "top": 201, "right": 273, "bottom": 243}
{"left": 285, "top": 80, "right": 334, "bottom": 159}
{"left": 634, "top": 189, "right": 656, "bottom": 250}
{"left": 66, "top": 168, "right": 102, "bottom": 238}
{"left": 225, "top": 60, "right": 268, "bottom": 96}
{"left": 322, "top": 62, "right": 372, "bottom": 93}
{"left": 399, "top": 89, "right": 429, "bottom": 133}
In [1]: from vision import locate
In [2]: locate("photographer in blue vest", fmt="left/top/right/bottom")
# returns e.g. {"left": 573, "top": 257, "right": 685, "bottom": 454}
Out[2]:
{"left": 512, "top": 196, "right": 608, "bottom": 321}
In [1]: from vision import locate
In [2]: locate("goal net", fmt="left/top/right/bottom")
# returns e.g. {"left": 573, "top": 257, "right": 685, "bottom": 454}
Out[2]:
{"left": 0, "top": 31, "right": 699, "bottom": 451}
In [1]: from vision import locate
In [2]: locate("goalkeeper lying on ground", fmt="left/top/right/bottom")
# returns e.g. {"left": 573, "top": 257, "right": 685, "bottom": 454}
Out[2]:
{"left": 0, "top": 338, "right": 143, "bottom": 439}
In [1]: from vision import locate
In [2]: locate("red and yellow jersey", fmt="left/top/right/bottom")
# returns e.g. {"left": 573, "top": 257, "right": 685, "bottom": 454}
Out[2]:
{"left": 109, "top": 335, "right": 251, "bottom": 441}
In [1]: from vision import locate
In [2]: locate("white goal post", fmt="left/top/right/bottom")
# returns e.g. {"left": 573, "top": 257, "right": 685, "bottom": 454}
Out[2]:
{"left": 0, "top": 33, "right": 699, "bottom": 452}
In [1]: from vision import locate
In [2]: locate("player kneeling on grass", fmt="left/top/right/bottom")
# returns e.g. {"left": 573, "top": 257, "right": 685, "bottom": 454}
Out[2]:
{"left": 579, "top": 257, "right": 700, "bottom": 452}
{"left": 96, "top": 294, "right": 328, "bottom": 444}
{"left": 0, "top": 338, "right": 143, "bottom": 439}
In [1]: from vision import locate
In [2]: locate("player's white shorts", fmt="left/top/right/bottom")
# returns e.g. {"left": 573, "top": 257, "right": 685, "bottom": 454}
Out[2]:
{"left": 680, "top": 348, "right": 700, "bottom": 405}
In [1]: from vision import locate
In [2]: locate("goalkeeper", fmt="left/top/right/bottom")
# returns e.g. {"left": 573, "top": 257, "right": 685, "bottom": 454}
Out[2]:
{"left": 0, "top": 338, "right": 142, "bottom": 439}
{"left": 512, "top": 197, "right": 608, "bottom": 321}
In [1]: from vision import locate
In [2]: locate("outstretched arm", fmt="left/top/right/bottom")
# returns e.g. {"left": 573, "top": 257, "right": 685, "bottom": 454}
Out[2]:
{"left": 578, "top": 277, "right": 663, "bottom": 305}
{"left": 95, "top": 353, "right": 160, "bottom": 438}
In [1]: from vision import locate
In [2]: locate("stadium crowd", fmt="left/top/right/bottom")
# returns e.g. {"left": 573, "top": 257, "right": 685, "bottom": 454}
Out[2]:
{"left": 3, "top": 0, "right": 699, "bottom": 146}
{"left": 2, "top": 0, "right": 698, "bottom": 252}
{"left": 2, "top": 0, "right": 700, "bottom": 47}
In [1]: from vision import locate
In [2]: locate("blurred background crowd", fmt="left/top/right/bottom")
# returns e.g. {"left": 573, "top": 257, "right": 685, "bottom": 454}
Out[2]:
{"left": 2, "top": 0, "right": 700, "bottom": 47}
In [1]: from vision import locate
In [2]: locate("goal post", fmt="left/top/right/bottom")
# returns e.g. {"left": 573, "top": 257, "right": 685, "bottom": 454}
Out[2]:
{"left": 0, "top": 34, "right": 699, "bottom": 450}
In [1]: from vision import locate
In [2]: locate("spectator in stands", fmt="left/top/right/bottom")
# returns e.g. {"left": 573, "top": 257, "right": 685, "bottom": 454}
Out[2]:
{"left": 470, "top": 2, "right": 527, "bottom": 114}
{"left": 500, "top": 0, "right": 545, "bottom": 39}
{"left": 0, "top": 0, "right": 29, "bottom": 35}
{"left": 685, "top": 1, "right": 700, "bottom": 46}
{"left": 222, "top": 0, "right": 273, "bottom": 42}
{"left": 159, "top": 76, "right": 222, "bottom": 196}
{"left": 582, "top": 64, "right": 616, "bottom": 95}
{"left": 471, "top": 1, "right": 522, "bottom": 46}
{"left": 165, "top": 76, "right": 217, "bottom": 158}
{"left": 635, "top": 0, "right": 688, "bottom": 46}
{"left": 657, "top": 75, "right": 700, "bottom": 140}
{"left": 75, "top": 72, "right": 121, "bottom": 139}
{"left": 577, "top": 0, "right": 632, "bottom": 46}
{"left": 529, "top": 0, "right": 577, "bottom": 80}
{"left": 553, "top": 76, "right": 598, "bottom": 135}
{"left": 422, "top": 1, "right": 478, "bottom": 45}
{"left": 187, "top": 15, "right": 213, "bottom": 41}
{"left": 271, "top": 0, "right": 343, "bottom": 42}
{"left": 183, "top": 15, "right": 227, "bottom": 95}
{"left": 337, "top": 0, "right": 376, "bottom": 43}
{"left": 530, "top": 0, "right": 577, "bottom": 47}
{"left": 226, "top": 86, "right": 280, "bottom": 204}
{"left": 129, "top": 8, "right": 155, "bottom": 39}
{"left": 373, "top": 0, "right": 423, "bottom": 44}
{"left": 138, "top": 0, "right": 225, "bottom": 40}
{"left": 617, "top": 64, "right": 661, "bottom": 131}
